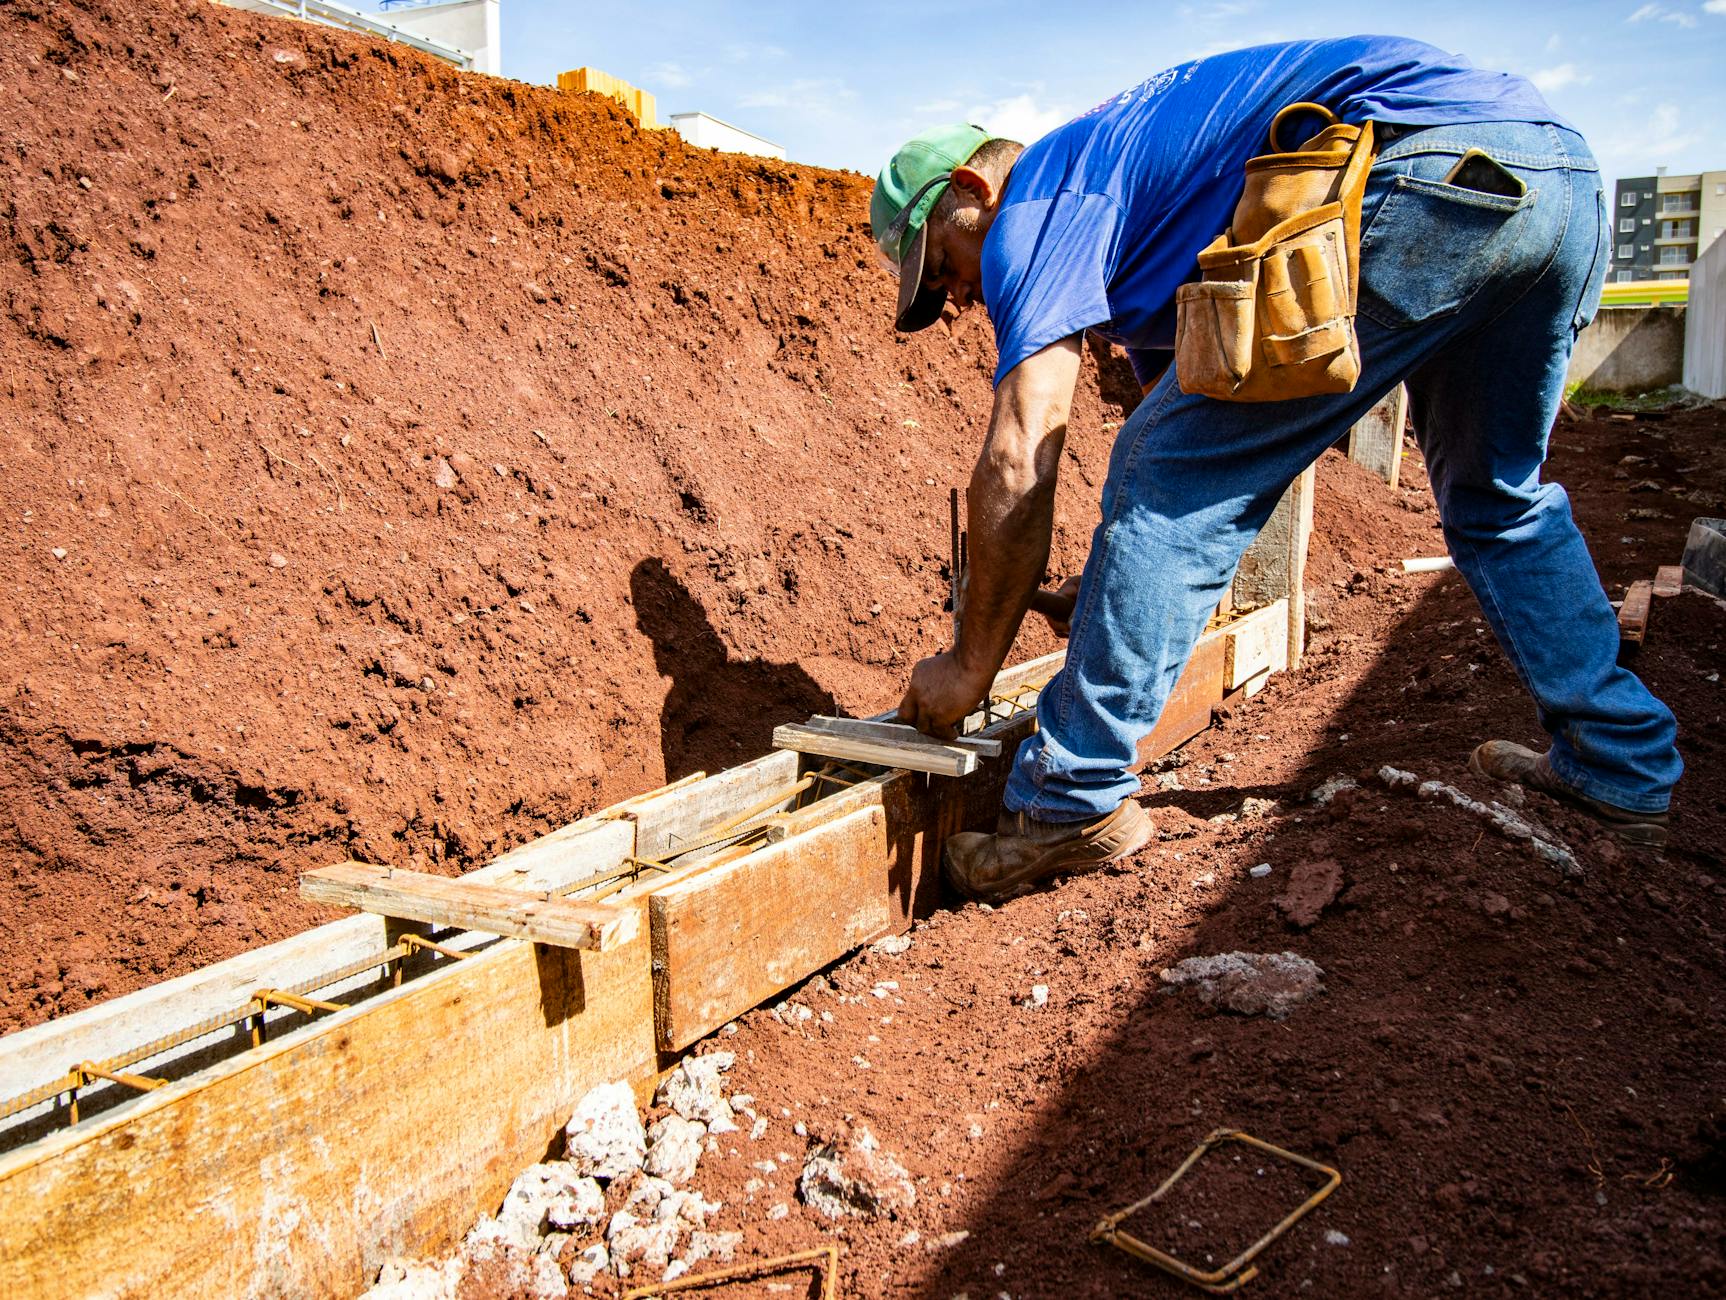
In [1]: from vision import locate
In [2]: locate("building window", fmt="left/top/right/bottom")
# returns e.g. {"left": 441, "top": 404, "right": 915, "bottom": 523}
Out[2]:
{"left": 1620, "top": 217, "right": 1636, "bottom": 233}
{"left": 1620, "top": 191, "right": 1638, "bottom": 207}
{"left": 1614, "top": 270, "right": 1635, "bottom": 282}
{"left": 1617, "top": 243, "right": 1634, "bottom": 258}
{"left": 1660, "top": 221, "right": 1695, "bottom": 240}
{"left": 1642, "top": 217, "right": 1653, "bottom": 225}
{"left": 1658, "top": 248, "right": 1688, "bottom": 265}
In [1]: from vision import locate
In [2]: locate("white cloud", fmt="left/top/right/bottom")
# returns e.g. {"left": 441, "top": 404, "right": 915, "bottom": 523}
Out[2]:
{"left": 1591, "top": 100, "right": 1703, "bottom": 186}
{"left": 723, "top": 41, "right": 788, "bottom": 64}
{"left": 1627, "top": 3, "right": 1699, "bottom": 26}
{"left": 1705, "top": 0, "right": 1726, "bottom": 13}
{"left": 648, "top": 61, "right": 691, "bottom": 89}
{"left": 965, "top": 91, "right": 1078, "bottom": 145}
{"left": 737, "top": 78, "right": 856, "bottom": 118}
{"left": 1530, "top": 62, "right": 1591, "bottom": 92}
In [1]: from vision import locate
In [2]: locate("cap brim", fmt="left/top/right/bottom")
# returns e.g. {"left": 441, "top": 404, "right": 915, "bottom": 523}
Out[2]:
{"left": 893, "top": 221, "right": 948, "bottom": 333}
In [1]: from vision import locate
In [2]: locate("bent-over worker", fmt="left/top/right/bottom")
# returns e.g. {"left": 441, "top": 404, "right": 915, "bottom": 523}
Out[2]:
{"left": 873, "top": 36, "right": 1680, "bottom": 903}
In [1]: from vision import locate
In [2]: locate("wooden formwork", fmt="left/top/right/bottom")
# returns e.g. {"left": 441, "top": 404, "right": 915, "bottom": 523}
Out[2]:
{"left": 0, "top": 611, "right": 1289, "bottom": 1297}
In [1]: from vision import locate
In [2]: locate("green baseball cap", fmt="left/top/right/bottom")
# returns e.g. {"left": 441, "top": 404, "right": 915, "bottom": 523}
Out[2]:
{"left": 871, "top": 123, "right": 991, "bottom": 332}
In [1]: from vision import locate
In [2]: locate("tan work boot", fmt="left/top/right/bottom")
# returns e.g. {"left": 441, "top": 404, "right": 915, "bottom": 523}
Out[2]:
{"left": 1467, "top": 741, "right": 1669, "bottom": 847}
{"left": 943, "top": 800, "right": 1154, "bottom": 903}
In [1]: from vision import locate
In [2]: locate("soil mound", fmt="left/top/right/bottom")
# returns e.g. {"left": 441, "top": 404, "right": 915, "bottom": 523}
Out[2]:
{"left": 0, "top": 0, "right": 1132, "bottom": 1027}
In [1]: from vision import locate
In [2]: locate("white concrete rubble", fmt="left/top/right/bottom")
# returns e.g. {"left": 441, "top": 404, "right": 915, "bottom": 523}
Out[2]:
{"left": 656, "top": 1052, "right": 737, "bottom": 1128}
{"left": 644, "top": 1114, "right": 707, "bottom": 1184}
{"left": 798, "top": 1125, "right": 916, "bottom": 1220}
{"left": 1377, "top": 765, "right": 1580, "bottom": 877}
{"left": 1160, "top": 952, "right": 1325, "bottom": 1019}
{"left": 563, "top": 1080, "right": 647, "bottom": 1181}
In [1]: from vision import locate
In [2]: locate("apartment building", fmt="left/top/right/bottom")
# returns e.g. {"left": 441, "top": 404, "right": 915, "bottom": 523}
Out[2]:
{"left": 1610, "top": 167, "right": 1726, "bottom": 282}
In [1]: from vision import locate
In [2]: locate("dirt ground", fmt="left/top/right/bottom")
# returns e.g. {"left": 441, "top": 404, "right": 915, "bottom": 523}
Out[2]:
{"left": 4, "top": 3, "right": 1726, "bottom": 1296}
{"left": 635, "top": 412, "right": 1726, "bottom": 1299}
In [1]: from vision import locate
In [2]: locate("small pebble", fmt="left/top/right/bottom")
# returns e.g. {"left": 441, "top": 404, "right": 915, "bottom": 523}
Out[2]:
{"left": 1029, "top": 984, "right": 1049, "bottom": 1008}
{"left": 1249, "top": 863, "right": 1273, "bottom": 878}
{"left": 51, "top": 547, "right": 67, "bottom": 561}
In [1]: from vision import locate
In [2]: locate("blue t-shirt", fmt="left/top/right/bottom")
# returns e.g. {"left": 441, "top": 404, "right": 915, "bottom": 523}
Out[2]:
{"left": 981, "top": 36, "right": 1562, "bottom": 385}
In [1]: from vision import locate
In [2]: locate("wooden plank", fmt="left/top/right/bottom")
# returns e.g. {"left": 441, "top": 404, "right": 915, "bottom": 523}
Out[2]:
{"left": 650, "top": 807, "right": 890, "bottom": 1051}
{"left": 1619, "top": 579, "right": 1654, "bottom": 644}
{"left": 1221, "top": 599, "right": 1289, "bottom": 690}
{"left": 1141, "top": 626, "right": 1228, "bottom": 766}
{"left": 613, "top": 750, "right": 802, "bottom": 861}
{"left": 0, "top": 820, "right": 634, "bottom": 1144}
{"left": 797, "top": 715, "right": 1002, "bottom": 757}
{"left": 1233, "top": 465, "right": 1315, "bottom": 671}
{"left": 773, "top": 723, "right": 978, "bottom": 777}
{"left": 0, "top": 909, "right": 657, "bottom": 1300}
{"left": 1653, "top": 565, "right": 1684, "bottom": 598}
{"left": 1347, "top": 384, "right": 1407, "bottom": 488}
{"left": 300, "top": 863, "right": 639, "bottom": 951}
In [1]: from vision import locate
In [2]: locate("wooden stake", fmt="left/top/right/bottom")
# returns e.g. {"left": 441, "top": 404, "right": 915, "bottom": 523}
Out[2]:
{"left": 1618, "top": 579, "right": 1654, "bottom": 645}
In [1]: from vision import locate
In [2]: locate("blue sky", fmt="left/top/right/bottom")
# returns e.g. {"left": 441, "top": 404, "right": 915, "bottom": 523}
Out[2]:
{"left": 481, "top": 1, "right": 1726, "bottom": 192}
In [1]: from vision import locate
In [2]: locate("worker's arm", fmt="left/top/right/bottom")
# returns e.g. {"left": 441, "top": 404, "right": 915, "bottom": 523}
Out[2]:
{"left": 898, "top": 335, "right": 1083, "bottom": 737}
{"left": 1030, "top": 352, "right": 1163, "bottom": 637}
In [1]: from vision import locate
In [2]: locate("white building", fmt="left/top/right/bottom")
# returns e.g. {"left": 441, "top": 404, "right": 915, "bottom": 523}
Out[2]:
{"left": 220, "top": 0, "right": 500, "bottom": 75}
{"left": 670, "top": 112, "right": 785, "bottom": 161}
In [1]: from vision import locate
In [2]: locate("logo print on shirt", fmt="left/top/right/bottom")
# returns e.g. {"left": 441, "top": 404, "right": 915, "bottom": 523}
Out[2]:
{"left": 1080, "top": 63, "right": 1193, "bottom": 118}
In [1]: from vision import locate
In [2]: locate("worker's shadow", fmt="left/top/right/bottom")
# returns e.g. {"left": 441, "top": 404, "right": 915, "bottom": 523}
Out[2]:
{"left": 629, "top": 558, "right": 834, "bottom": 782}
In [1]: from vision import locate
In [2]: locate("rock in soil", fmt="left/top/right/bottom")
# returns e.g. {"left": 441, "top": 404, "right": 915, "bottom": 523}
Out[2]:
{"left": 1160, "top": 951, "right": 1325, "bottom": 1018}
{"left": 644, "top": 1114, "right": 707, "bottom": 1184}
{"left": 563, "top": 1080, "right": 646, "bottom": 1181}
{"left": 606, "top": 1210, "right": 680, "bottom": 1277}
{"left": 565, "top": 1242, "right": 608, "bottom": 1286}
{"left": 799, "top": 1125, "right": 916, "bottom": 1220}
{"left": 656, "top": 1051, "right": 737, "bottom": 1127}
{"left": 494, "top": 1161, "right": 604, "bottom": 1245}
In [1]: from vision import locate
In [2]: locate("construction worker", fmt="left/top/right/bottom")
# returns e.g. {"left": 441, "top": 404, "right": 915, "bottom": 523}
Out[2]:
{"left": 876, "top": 36, "right": 1681, "bottom": 903}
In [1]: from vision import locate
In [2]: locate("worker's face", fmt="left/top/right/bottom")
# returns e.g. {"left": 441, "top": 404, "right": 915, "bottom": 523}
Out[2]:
{"left": 923, "top": 173, "right": 996, "bottom": 314}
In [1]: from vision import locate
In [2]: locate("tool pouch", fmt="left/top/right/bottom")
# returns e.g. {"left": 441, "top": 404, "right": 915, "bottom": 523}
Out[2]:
{"left": 1175, "top": 103, "right": 1377, "bottom": 402}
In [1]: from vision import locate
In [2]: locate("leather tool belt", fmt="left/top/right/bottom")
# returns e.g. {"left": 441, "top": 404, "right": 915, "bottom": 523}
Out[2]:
{"left": 1175, "top": 102, "right": 1378, "bottom": 402}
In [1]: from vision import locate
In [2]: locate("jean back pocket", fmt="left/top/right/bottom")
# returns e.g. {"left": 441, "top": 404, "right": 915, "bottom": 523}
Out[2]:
{"left": 1357, "top": 173, "right": 1536, "bottom": 329}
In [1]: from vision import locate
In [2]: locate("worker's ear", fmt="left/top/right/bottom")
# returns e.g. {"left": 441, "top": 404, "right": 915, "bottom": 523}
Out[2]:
{"left": 950, "top": 164, "right": 997, "bottom": 210}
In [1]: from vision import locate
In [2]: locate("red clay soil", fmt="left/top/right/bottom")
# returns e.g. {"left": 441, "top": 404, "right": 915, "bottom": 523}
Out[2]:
{"left": 5, "top": 4, "right": 1726, "bottom": 1297}
{"left": 0, "top": 0, "right": 1122, "bottom": 1030}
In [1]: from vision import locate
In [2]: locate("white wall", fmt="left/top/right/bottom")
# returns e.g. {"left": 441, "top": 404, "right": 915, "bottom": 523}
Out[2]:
{"left": 1686, "top": 232, "right": 1726, "bottom": 400}
{"left": 670, "top": 113, "right": 785, "bottom": 161}
{"left": 385, "top": 0, "right": 499, "bottom": 75}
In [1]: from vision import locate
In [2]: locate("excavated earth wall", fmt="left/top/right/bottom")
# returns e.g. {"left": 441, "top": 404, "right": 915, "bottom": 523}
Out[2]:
{"left": 0, "top": 0, "right": 1139, "bottom": 1029}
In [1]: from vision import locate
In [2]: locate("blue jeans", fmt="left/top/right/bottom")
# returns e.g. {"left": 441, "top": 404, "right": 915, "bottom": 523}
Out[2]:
{"left": 1006, "top": 120, "right": 1682, "bottom": 821}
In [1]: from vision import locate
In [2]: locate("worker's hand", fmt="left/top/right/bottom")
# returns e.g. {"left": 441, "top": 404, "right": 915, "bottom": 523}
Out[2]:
{"left": 896, "top": 650, "right": 992, "bottom": 740}
{"left": 1039, "top": 574, "right": 1082, "bottom": 639}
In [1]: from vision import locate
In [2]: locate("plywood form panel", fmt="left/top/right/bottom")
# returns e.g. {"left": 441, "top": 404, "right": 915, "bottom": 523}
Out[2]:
{"left": 0, "top": 913, "right": 656, "bottom": 1300}
{"left": 650, "top": 807, "right": 890, "bottom": 1050}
